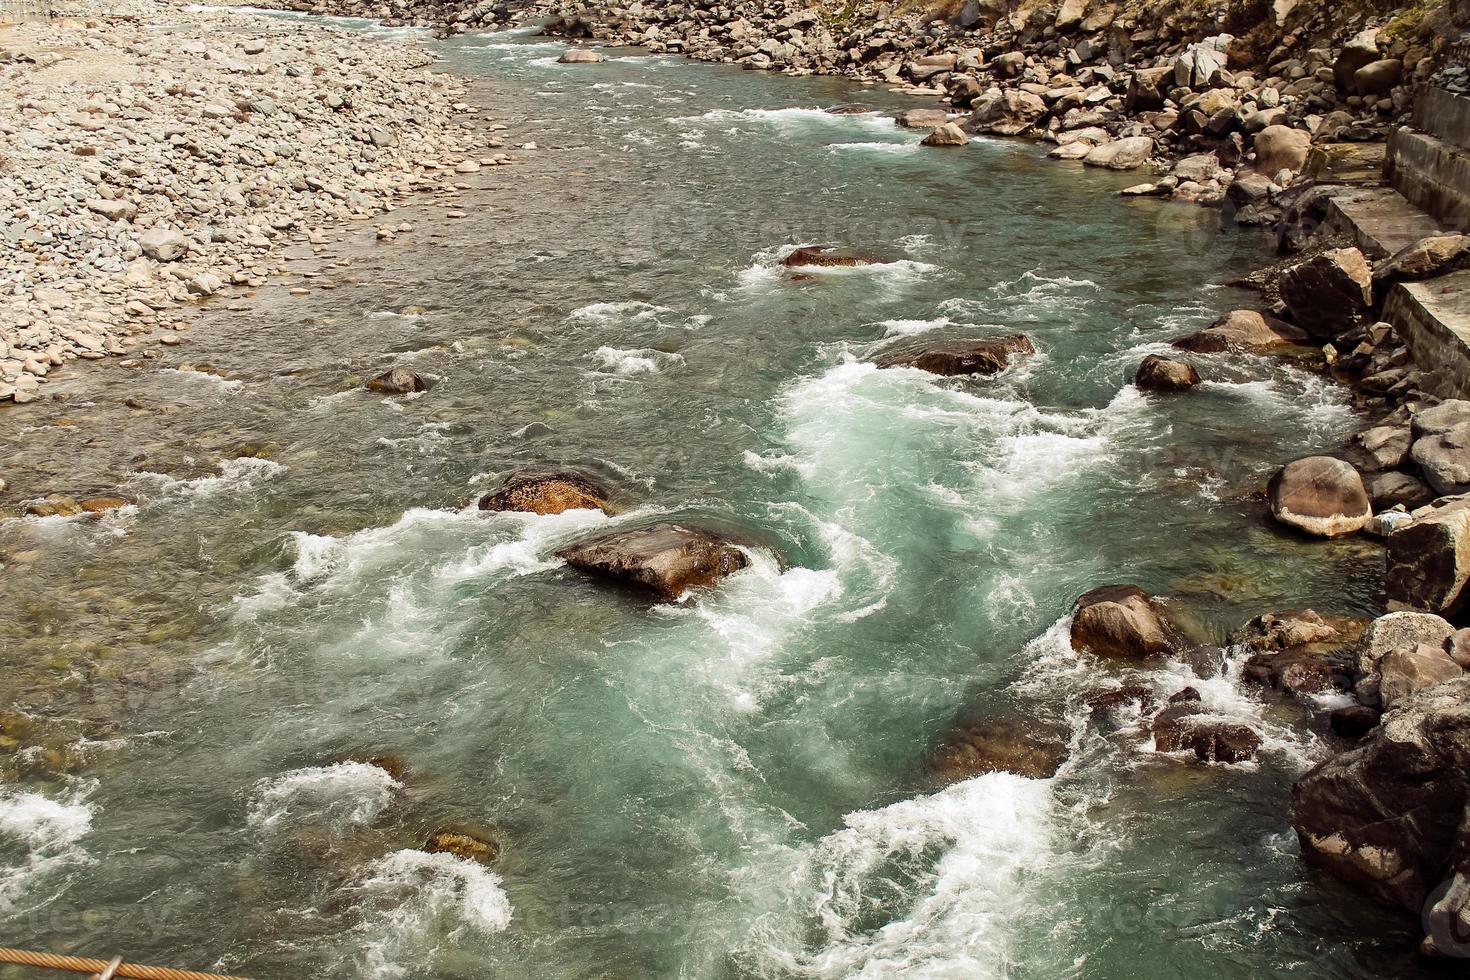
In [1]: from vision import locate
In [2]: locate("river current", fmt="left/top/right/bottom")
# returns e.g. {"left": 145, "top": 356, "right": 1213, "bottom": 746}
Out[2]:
{"left": 0, "top": 18, "right": 1416, "bottom": 980}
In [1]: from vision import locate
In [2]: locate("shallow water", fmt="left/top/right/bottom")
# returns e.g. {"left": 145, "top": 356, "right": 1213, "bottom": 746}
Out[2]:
{"left": 0, "top": 21, "right": 1412, "bottom": 980}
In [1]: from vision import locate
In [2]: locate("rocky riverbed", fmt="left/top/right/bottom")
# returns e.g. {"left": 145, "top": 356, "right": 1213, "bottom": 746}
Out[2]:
{"left": 0, "top": 0, "right": 523, "bottom": 404}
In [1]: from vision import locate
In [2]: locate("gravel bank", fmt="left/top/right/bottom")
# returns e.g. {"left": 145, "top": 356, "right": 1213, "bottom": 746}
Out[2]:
{"left": 0, "top": 1, "right": 515, "bottom": 403}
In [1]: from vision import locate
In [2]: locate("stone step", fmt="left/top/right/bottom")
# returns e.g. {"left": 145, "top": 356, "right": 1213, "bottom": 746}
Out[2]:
{"left": 1383, "top": 269, "right": 1470, "bottom": 399}
{"left": 1324, "top": 186, "right": 1450, "bottom": 260}
{"left": 1413, "top": 86, "right": 1470, "bottom": 152}
{"left": 1386, "top": 127, "right": 1470, "bottom": 231}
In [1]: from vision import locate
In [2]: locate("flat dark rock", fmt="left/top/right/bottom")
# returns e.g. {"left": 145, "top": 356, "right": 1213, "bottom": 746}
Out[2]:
{"left": 556, "top": 522, "right": 752, "bottom": 601}
{"left": 781, "top": 245, "right": 885, "bottom": 268}
{"left": 875, "top": 335, "right": 1035, "bottom": 377}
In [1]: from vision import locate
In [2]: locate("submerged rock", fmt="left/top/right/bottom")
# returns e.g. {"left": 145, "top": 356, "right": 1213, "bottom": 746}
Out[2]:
{"left": 1134, "top": 355, "right": 1201, "bottom": 392}
{"left": 478, "top": 472, "right": 612, "bottom": 516}
{"left": 1292, "top": 675, "right": 1470, "bottom": 954}
{"left": 24, "top": 495, "right": 84, "bottom": 518}
{"left": 929, "top": 714, "right": 1070, "bottom": 781}
{"left": 1266, "top": 456, "right": 1371, "bottom": 538}
{"left": 1151, "top": 703, "right": 1262, "bottom": 762}
{"left": 1170, "top": 309, "right": 1307, "bottom": 353}
{"left": 781, "top": 245, "right": 884, "bottom": 269}
{"left": 1069, "top": 584, "right": 1179, "bottom": 660}
{"left": 366, "top": 367, "right": 427, "bottom": 395}
{"left": 875, "top": 335, "right": 1035, "bottom": 377}
{"left": 556, "top": 522, "right": 753, "bottom": 601}
{"left": 424, "top": 828, "right": 499, "bottom": 865}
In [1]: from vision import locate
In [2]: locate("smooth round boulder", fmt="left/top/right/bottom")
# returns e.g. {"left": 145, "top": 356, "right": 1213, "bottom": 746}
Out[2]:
{"left": 1134, "top": 354, "right": 1201, "bottom": 392}
{"left": 1253, "top": 124, "right": 1311, "bottom": 175}
{"left": 1266, "top": 456, "right": 1371, "bottom": 538}
{"left": 921, "top": 123, "right": 971, "bottom": 147}
{"left": 1069, "top": 584, "right": 1178, "bottom": 660}
{"left": 558, "top": 48, "right": 604, "bottom": 64}
{"left": 366, "top": 367, "right": 427, "bottom": 395}
{"left": 478, "top": 472, "right": 611, "bottom": 516}
{"left": 556, "top": 522, "right": 753, "bottom": 601}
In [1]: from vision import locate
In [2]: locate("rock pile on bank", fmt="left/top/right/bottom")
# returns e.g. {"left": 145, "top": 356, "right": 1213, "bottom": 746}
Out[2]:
{"left": 0, "top": 1, "right": 497, "bottom": 403}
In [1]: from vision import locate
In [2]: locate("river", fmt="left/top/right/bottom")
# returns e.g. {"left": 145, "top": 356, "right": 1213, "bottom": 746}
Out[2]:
{"left": 0, "top": 18, "right": 1417, "bottom": 980}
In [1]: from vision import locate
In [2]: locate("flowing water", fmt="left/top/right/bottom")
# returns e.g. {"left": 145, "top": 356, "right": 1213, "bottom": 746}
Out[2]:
{"left": 0, "top": 19, "right": 1417, "bottom": 980}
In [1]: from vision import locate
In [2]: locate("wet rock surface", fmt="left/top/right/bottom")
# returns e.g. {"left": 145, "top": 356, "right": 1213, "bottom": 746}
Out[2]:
{"left": 477, "top": 471, "right": 613, "bottom": 516}
{"left": 556, "top": 522, "right": 755, "bottom": 601}
{"left": 875, "top": 335, "right": 1035, "bottom": 377}
{"left": 1069, "top": 584, "right": 1179, "bottom": 661}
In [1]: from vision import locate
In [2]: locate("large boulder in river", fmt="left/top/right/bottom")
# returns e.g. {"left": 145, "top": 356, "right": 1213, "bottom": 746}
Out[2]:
{"left": 557, "top": 48, "right": 604, "bottom": 63}
{"left": 1231, "top": 610, "right": 1365, "bottom": 699}
{"left": 366, "top": 367, "right": 428, "bottom": 394}
{"left": 1152, "top": 703, "right": 1262, "bottom": 762}
{"left": 1083, "top": 136, "right": 1154, "bottom": 170}
{"left": 1069, "top": 584, "right": 1179, "bottom": 660}
{"left": 1379, "top": 644, "right": 1463, "bottom": 710}
{"left": 1170, "top": 309, "right": 1307, "bottom": 353}
{"left": 929, "top": 712, "right": 1070, "bottom": 782}
{"left": 921, "top": 123, "right": 971, "bottom": 147}
{"left": 478, "top": 472, "right": 612, "bottom": 515}
{"left": 1357, "top": 611, "right": 1456, "bottom": 677}
{"left": 1267, "top": 456, "right": 1372, "bottom": 538}
{"left": 876, "top": 335, "right": 1035, "bottom": 377}
{"left": 1291, "top": 674, "right": 1470, "bottom": 955}
{"left": 1386, "top": 497, "right": 1470, "bottom": 616}
{"left": 782, "top": 246, "right": 884, "bottom": 269}
{"left": 1278, "top": 247, "right": 1373, "bottom": 338}
{"left": 556, "top": 523, "right": 753, "bottom": 601}
{"left": 967, "top": 89, "right": 1046, "bottom": 135}
{"left": 1134, "top": 355, "right": 1201, "bottom": 391}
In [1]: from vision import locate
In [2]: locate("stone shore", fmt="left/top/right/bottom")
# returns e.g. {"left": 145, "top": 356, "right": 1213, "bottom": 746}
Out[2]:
{"left": 0, "top": 0, "right": 517, "bottom": 403}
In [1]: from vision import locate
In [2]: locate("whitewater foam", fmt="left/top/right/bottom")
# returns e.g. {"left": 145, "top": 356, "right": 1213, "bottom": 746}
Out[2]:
{"left": 247, "top": 762, "right": 399, "bottom": 832}
{"left": 588, "top": 346, "right": 686, "bottom": 376}
{"left": 0, "top": 782, "right": 96, "bottom": 915}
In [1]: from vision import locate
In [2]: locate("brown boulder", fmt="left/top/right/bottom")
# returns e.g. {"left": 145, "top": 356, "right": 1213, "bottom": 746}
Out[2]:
{"left": 929, "top": 714, "right": 1070, "bottom": 781}
{"left": 1379, "top": 644, "right": 1464, "bottom": 710}
{"left": 478, "top": 472, "right": 612, "bottom": 516}
{"left": 556, "top": 522, "right": 753, "bottom": 601}
{"left": 875, "top": 335, "right": 1035, "bottom": 377}
{"left": 921, "top": 123, "right": 971, "bottom": 147}
{"left": 1266, "top": 456, "right": 1371, "bottom": 538}
{"left": 893, "top": 108, "right": 951, "bottom": 129}
{"left": 1152, "top": 703, "right": 1262, "bottom": 762}
{"left": 366, "top": 367, "right": 428, "bottom": 395}
{"left": 79, "top": 496, "right": 129, "bottom": 514}
{"left": 1232, "top": 610, "right": 1363, "bottom": 699}
{"left": 782, "top": 246, "right": 884, "bottom": 269}
{"left": 1069, "top": 584, "right": 1179, "bottom": 660}
{"left": 424, "top": 829, "right": 499, "bottom": 864}
{"left": 1170, "top": 309, "right": 1307, "bottom": 353}
{"left": 1253, "top": 124, "right": 1312, "bottom": 175}
{"left": 1134, "top": 355, "right": 1201, "bottom": 392}
{"left": 1278, "top": 247, "right": 1373, "bottom": 338}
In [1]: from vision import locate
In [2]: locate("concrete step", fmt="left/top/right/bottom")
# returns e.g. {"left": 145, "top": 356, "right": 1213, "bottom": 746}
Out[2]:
{"left": 1413, "top": 87, "right": 1470, "bottom": 153}
{"left": 1386, "top": 127, "right": 1470, "bottom": 231}
{"left": 1383, "top": 269, "right": 1470, "bottom": 399}
{"left": 1324, "top": 186, "right": 1450, "bottom": 260}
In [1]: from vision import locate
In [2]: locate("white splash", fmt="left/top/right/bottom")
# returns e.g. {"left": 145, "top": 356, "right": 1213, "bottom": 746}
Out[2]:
{"left": 247, "top": 762, "right": 399, "bottom": 831}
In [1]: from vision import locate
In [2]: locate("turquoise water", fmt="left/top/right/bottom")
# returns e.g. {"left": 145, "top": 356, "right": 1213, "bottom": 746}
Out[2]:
{"left": 0, "top": 21, "right": 1411, "bottom": 980}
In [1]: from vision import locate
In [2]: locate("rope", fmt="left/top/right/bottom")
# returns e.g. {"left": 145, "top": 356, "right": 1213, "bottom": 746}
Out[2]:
{"left": 0, "top": 948, "right": 252, "bottom": 980}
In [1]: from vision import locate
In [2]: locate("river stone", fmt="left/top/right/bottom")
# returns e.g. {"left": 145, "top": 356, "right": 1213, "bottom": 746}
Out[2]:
{"left": 1386, "top": 499, "right": 1470, "bottom": 616}
{"left": 424, "top": 829, "right": 498, "bottom": 864}
{"left": 139, "top": 227, "right": 187, "bottom": 262}
{"left": 1353, "top": 58, "right": 1403, "bottom": 96}
{"left": 1379, "top": 644, "right": 1464, "bottom": 710}
{"left": 929, "top": 714, "right": 1070, "bottom": 781}
{"left": 1332, "top": 28, "right": 1380, "bottom": 91}
{"left": 1069, "top": 584, "right": 1178, "bottom": 660}
{"left": 1170, "top": 309, "right": 1307, "bottom": 352}
{"left": 1351, "top": 425, "right": 1411, "bottom": 471}
{"left": 1413, "top": 400, "right": 1470, "bottom": 437}
{"left": 556, "top": 523, "right": 752, "bottom": 601}
{"left": 1267, "top": 456, "right": 1371, "bottom": 537}
{"left": 1356, "top": 611, "right": 1456, "bottom": 676}
{"left": 1411, "top": 422, "right": 1470, "bottom": 495}
{"left": 921, "top": 123, "right": 971, "bottom": 147}
{"left": 366, "top": 367, "right": 427, "bottom": 394}
{"left": 1252, "top": 125, "right": 1311, "bottom": 174}
{"left": 1292, "top": 674, "right": 1470, "bottom": 955}
{"left": 24, "top": 495, "right": 83, "bottom": 518}
{"left": 1083, "top": 136, "right": 1154, "bottom": 170}
{"left": 478, "top": 472, "right": 611, "bottom": 515}
{"left": 894, "top": 107, "right": 951, "bottom": 129}
{"left": 875, "top": 335, "right": 1035, "bottom": 376}
{"left": 782, "top": 245, "right": 883, "bottom": 268}
{"left": 79, "top": 496, "right": 129, "bottom": 514}
{"left": 1151, "top": 703, "right": 1261, "bottom": 762}
{"left": 558, "top": 49, "right": 604, "bottom": 63}
{"left": 967, "top": 89, "right": 1046, "bottom": 135}
{"left": 1364, "top": 471, "right": 1434, "bottom": 511}
{"left": 1134, "top": 355, "right": 1201, "bottom": 392}
{"left": 1084, "top": 684, "right": 1156, "bottom": 716}
{"left": 1232, "top": 610, "right": 1363, "bottom": 698}
{"left": 1278, "top": 247, "right": 1373, "bottom": 338}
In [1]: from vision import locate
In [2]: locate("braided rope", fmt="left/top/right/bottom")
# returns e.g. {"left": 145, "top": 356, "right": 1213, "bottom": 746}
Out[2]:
{"left": 0, "top": 947, "right": 252, "bottom": 980}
